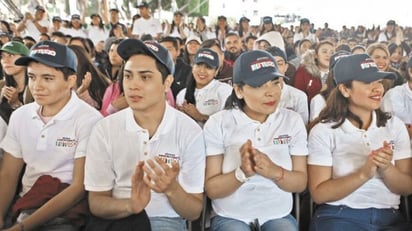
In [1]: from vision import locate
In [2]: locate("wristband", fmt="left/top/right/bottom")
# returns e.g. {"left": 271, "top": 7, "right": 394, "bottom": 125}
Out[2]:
{"left": 235, "top": 167, "right": 249, "bottom": 183}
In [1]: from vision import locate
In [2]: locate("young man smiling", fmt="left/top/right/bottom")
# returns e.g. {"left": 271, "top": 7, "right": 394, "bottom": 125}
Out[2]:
{"left": 0, "top": 40, "right": 102, "bottom": 231}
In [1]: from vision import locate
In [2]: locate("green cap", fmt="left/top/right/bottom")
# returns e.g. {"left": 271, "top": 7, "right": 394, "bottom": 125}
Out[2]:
{"left": 0, "top": 41, "right": 30, "bottom": 56}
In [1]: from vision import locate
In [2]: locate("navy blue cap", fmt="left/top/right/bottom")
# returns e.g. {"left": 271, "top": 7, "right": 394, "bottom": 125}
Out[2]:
{"left": 266, "top": 46, "right": 287, "bottom": 62}
{"left": 71, "top": 14, "right": 81, "bottom": 20}
{"left": 15, "top": 40, "right": 77, "bottom": 72}
{"left": 233, "top": 50, "right": 285, "bottom": 87}
{"left": 194, "top": 48, "right": 219, "bottom": 69}
{"left": 239, "top": 16, "right": 250, "bottom": 23}
{"left": 300, "top": 18, "right": 310, "bottom": 25}
{"left": 329, "top": 50, "right": 351, "bottom": 70}
{"left": 117, "top": 39, "right": 175, "bottom": 75}
{"left": 263, "top": 16, "right": 272, "bottom": 24}
{"left": 52, "top": 16, "right": 62, "bottom": 22}
{"left": 333, "top": 54, "right": 396, "bottom": 84}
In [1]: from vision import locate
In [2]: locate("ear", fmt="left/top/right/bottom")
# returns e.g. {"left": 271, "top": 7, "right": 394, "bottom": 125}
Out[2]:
{"left": 68, "top": 74, "right": 77, "bottom": 89}
{"left": 164, "top": 74, "right": 174, "bottom": 93}
{"left": 233, "top": 84, "right": 243, "bottom": 99}
{"left": 338, "top": 84, "right": 350, "bottom": 98}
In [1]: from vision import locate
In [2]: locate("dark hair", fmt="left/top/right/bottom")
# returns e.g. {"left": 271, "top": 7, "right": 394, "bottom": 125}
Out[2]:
{"left": 90, "top": 14, "right": 104, "bottom": 29}
{"left": 201, "top": 39, "right": 221, "bottom": 50}
{"left": 309, "top": 81, "right": 391, "bottom": 131}
{"left": 159, "top": 36, "right": 179, "bottom": 51}
{"left": 0, "top": 20, "right": 12, "bottom": 34}
{"left": 39, "top": 33, "right": 50, "bottom": 40}
{"left": 245, "top": 35, "right": 257, "bottom": 44}
{"left": 57, "top": 66, "right": 77, "bottom": 80}
{"left": 68, "top": 44, "right": 110, "bottom": 109}
{"left": 69, "top": 37, "right": 94, "bottom": 57}
{"left": 224, "top": 83, "right": 246, "bottom": 110}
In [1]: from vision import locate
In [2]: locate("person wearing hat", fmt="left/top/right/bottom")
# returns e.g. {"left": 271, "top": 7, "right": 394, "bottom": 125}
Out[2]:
{"left": 0, "top": 41, "right": 32, "bottom": 111}
{"left": 266, "top": 46, "right": 309, "bottom": 124}
{"left": 64, "top": 14, "right": 87, "bottom": 38}
{"left": 259, "top": 16, "right": 275, "bottom": 36}
{"left": 0, "top": 41, "right": 31, "bottom": 142}
{"left": 293, "top": 18, "right": 318, "bottom": 44}
{"left": 16, "top": 5, "right": 50, "bottom": 42}
{"left": 163, "top": 11, "right": 189, "bottom": 40}
{"left": 84, "top": 39, "right": 205, "bottom": 231}
{"left": 378, "top": 19, "right": 402, "bottom": 43}
{"left": 203, "top": 49, "right": 307, "bottom": 230}
{"left": 0, "top": 40, "right": 102, "bottom": 230}
{"left": 308, "top": 53, "right": 412, "bottom": 231}
{"left": 49, "top": 16, "right": 63, "bottom": 33}
{"left": 132, "top": 2, "right": 162, "bottom": 40}
{"left": 238, "top": 16, "right": 252, "bottom": 42}
{"left": 182, "top": 35, "right": 201, "bottom": 66}
{"left": 215, "top": 15, "right": 230, "bottom": 48}
{"left": 176, "top": 48, "right": 232, "bottom": 127}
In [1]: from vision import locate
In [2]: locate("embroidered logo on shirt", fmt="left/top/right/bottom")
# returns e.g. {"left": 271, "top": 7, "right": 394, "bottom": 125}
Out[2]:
{"left": 55, "top": 137, "right": 77, "bottom": 147}
{"left": 203, "top": 99, "right": 219, "bottom": 106}
{"left": 273, "top": 135, "right": 291, "bottom": 145}
{"left": 157, "top": 153, "right": 180, "bottom": 166}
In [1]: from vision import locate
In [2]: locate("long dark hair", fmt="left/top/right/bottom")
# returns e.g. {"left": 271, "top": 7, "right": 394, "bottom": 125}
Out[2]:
{"left": 309, "top": 81, "right": 391, "bottom": 131}
{"left": 68, "top": 44, "right": 110, "bottom": 110}
{"left": 224, "top": 83, "right": 246, "bottom": 110}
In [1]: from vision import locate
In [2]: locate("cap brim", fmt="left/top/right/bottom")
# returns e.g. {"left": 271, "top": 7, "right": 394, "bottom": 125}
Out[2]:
{"left": 15, "top": 56, "right": 66, "bottom": 69}
{"left": 194, "top": 58, "right": 218, "bottom": 69}
{"left": 117, "top": 39, "right": 173, "bottom": 74}
{"left": 362, "top": 71, "right": 397, "bottom": 83}
{"left": 1, "top": 48, "right": 19, "bottom": 55}
{"left": 244, "top": 71, "right": 286, "bottom": 88}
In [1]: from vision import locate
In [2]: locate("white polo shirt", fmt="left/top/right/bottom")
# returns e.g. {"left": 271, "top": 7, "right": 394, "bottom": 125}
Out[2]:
{"left": 308, "top": 112, "right": 411, "bottom": 209}
{"left": 382, "top": 83, "right": 412, "bottom": 125}
{"left": 176, "top": 79, "right": 232, "bottom": 126}
{"left": 279, "top": 84, "right": 309, "bottom": 124}
{"left": 22, "top": 18, "right": 50, "bottom": 41}
{"left": 309, "top": 93, "right": 326, "bottom": 122}
{"left": 84, "top": 104, "right": 205, "bottom": 218}
{"left": 132, "top": 16, "right": 163, "bottom": 37}
{"left": 203, "top": 108, "right": 308, "bottom": 224}
{"left": 0, "top": 92, "right": 102, "bottom": 196}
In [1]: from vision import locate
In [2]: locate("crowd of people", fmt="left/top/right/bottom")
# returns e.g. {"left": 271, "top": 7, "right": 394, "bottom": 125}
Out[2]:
{"left": 0, "top": 1, "right": 412, "bottom": 231}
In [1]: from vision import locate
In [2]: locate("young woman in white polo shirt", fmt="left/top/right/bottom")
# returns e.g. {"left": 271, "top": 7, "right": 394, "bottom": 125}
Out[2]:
{"left": 308, "top": 54, "right": 412, "bottom": 230}
{"left": 176, "top": 48, "right": 232, "bottom": 127}
{"left": 204, "top": 50, "right": 308, "bottom": 231}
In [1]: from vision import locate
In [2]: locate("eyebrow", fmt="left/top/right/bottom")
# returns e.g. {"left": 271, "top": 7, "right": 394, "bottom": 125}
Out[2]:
{"left": 123, "top": 69, "right": 154, "bottom": 74}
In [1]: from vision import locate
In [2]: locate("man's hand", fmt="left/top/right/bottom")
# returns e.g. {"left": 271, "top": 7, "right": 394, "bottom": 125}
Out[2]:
{"left": 130, "top": 161, "right": 151, "bottom": 214}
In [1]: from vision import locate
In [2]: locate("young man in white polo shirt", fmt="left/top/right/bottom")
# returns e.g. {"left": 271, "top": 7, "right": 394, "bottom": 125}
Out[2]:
{"left": 84, "top": 39, "right": 205, "bottom": 231}
{"left": 0, "top": 41, "right": 102, "bottom": 230}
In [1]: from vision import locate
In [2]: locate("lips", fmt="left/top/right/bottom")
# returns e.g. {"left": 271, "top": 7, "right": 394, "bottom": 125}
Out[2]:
{"left": 128, "top": 95, "right": 142, "bottom": 102}
{"left": 264, "top": 101, "right": 276, "bottom": 106}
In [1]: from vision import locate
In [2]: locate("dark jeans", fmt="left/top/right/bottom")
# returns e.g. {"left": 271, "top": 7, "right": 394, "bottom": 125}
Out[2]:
{"left": 310, "top": 204, "right": 411, "bottom": 231}
{"left": 85, "top": 211, "right": 151, "bottom": 231}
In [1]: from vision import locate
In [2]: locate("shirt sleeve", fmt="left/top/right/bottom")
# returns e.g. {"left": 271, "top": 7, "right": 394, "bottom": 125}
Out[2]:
{"left": 308, "top": 123, "right": 334, "bottom": 166}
